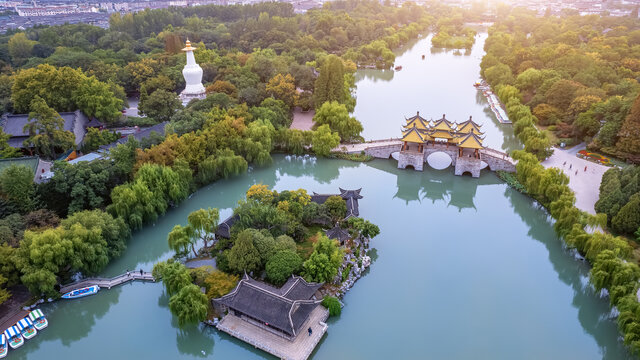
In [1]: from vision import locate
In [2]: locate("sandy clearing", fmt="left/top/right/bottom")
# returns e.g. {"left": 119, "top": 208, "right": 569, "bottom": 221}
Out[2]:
{"left": 290, "top": 108, "right": 315, "bottom": 131}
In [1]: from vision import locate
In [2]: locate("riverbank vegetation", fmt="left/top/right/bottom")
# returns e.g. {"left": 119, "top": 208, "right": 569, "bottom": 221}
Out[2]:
{"left": 481, "top": 10, "right": 640, "bottom": 163}
{"left": 0, "top": 0, "right": 428, "bottom": 306}
{"left": 483, "top": 11, "right": 640, "bottom": 354}
{"left": 431, "top": 16, "right": 476, "bottom": 49}
{"left": 155, "top": 184, "right": 379, "bottom": 326}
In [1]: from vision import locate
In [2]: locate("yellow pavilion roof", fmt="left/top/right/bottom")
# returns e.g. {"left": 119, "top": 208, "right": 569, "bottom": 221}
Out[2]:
{"left": 457, "top": 116, "right": 483, "bottom": 135}
{"left": 456, "top": 132, "right": 485, "bottom": 149}
{"left": 404, "top": 112, "right": 430, "bottom": 130}
{"left": 428, "top": 129, "right": 456, "bottom": 140}
{"left": 431, "top": 114, "right": 456, "bottom": 132}
{"left": 401, "top": 127, "right": 426, "bottom": 143}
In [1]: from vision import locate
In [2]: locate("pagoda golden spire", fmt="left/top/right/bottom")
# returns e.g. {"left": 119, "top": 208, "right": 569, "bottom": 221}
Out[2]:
{"left": 182, "top": 39, "right": 196, "bottom": 52}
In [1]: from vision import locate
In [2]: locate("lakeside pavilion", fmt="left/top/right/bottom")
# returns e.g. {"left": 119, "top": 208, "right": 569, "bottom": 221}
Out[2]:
{"left": 214, "top": 275, "right": 329, "bottom": 360}
{"left": 400, "top": 112, "right": 486, "bottom": 159}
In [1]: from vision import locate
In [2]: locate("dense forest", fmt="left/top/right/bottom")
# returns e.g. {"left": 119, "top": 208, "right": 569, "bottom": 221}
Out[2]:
{"left": 481, "top": 10, "right": 640, "bottom": 162}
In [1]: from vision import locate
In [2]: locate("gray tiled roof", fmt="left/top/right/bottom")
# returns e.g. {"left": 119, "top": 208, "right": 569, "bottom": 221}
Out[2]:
{"left": 311, "top": 188, "right": 362, "bottom": 219}
{"left": 214, "top": 275, "right": 322, "bottom": 337}
{"left": 1, "top": 111, "right": 88, "bottom": 148}
{"left": 215, "top": 214, "right": 238, "bottom": 239}
{"left": 325, "top": 225, "right": 350, "bottom": 244}
{"left": 100, "top": 122, "right": 167, "bottom": 150}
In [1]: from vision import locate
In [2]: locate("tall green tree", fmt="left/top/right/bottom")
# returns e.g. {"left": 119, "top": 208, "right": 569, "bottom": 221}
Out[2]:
{"left": 187, "top": 208, "right": 219, "bottom": 249}
{"left": 23, "top": 96, "right": 75, "bottom": 159}
{"left": 314, "top": 55, "right": 346, "bottom": 107}
{"left": 312, "top": 124, "right": 340, "bottom": 157}
{"left": 227, "top": 230, "right": 261, "bottom": 274}
{"left": 616, "top": 94, "right": 640, "bottom": 156}
{"left": 72, "top": 76, "right": 123, "bottom": 123}
{"left": 139, "top": 89, "right": 182, "bottom": 123}
{"left": 612, "top": 194, "right": 640, "bottom": 235}
{"left": 302, "top": 234, "right": 343, "bottom": 283}
{"left": 313, "top": 101, "right": 363, "bottom": 142}
{"left": 61, "top": 210, "right": 130, "bottom": 259}
{"left": 0, "top": 164, "right": 35, "bottom": 213}
{"left": 8, "top": 33, "right": 35, "bottom": 65}
{"left": 168, "top": 224, "right": 197, "bottom": 257}
{"left": 49, "top": 160, "right": 119, "bottom": 215}
{"left": 266, "top": 250, "right": 302, "bottom": 285}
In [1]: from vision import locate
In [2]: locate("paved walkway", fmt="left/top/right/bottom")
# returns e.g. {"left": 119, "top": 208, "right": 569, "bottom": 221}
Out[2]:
{"left": 185, "top": 257, "right": 217, "bottom": 269}
{"left": 290, "top": 108, "right": 315, "bottom": 131}
{"left": 336, "top": 139, "right": 402, "bottom": 153}
{"left": 541, "top": 146, "right": 610, "bottom": 214}
{"left": 60, "top": 272, "right": 155, "bottom": 294}
{"left": 217, "top": 306, "right": 329, "bottom": 360}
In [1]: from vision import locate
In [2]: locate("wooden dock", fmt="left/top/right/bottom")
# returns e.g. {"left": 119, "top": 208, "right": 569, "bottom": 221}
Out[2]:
{"left": 217, "top": 305, "right": 329, "bottom": 360}
{"left": 59, "top": 272, "right": 155, "bottom": 294}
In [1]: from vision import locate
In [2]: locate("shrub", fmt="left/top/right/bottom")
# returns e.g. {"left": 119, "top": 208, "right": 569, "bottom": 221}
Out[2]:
{"left": 322, "top": 296, "right": 342, "bottom": 317}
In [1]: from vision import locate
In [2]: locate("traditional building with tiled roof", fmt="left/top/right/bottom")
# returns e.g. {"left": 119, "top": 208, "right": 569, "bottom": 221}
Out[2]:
{"left": 214, "top": 274, "right": 323, "bottom": 340}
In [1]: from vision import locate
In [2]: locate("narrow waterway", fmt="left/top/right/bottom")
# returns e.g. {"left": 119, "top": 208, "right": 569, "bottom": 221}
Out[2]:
{"left": 13, "top": 33, "right": 633, "bottom": 360}
{"left": 353, "top": 33, "right": 521, "bottom": 153}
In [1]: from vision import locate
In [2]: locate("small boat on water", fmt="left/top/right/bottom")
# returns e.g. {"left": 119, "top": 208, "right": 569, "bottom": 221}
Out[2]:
{"left": 0, "top": 334, "right": 7, "bottom": 358}
{"left": 16, "top": 318, "right": 36, "bottom": 340}
{"left": 62, "top": 285, "right": 100, "bottom": 299}
{"left": 4, "top": 326, "right": 23, "bottom": 349}
{"left": 29, "top": 309, "right": 48, "bottom": 330}
{"left": 395, "top": 65, "right": 403, "bottom": 71}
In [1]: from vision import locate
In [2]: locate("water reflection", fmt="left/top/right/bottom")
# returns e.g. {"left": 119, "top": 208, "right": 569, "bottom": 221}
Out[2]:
{"left": 11, "top": 287, "right": 122, "bottom": 360}
{"left": 504, "top": 188, "right": 631, "bottom": 359}
{"left": 366, "top": 159, "right": 500, "bottom": 211}
{"left": 354, "top": 69, "right": 395, "bottom": 83}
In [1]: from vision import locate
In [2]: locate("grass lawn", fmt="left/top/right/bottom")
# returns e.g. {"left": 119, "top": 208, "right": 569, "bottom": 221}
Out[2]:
{"left": 297, "top": 226, "right": 324, "bottom": 260}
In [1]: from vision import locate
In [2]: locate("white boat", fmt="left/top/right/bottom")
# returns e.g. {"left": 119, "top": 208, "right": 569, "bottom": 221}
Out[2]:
{"left": 29, "top": 309, "right": 48, "bottom": 330}
{"left": 62, "top": 285, "right": 100, "bottom": 299}
{"left": 3, "top": 326, "right": 23, "bottom": 349}
{"left": 0, "top": 334, "right": 7, "bottom": 358}
{"left": 16, "top": 317, "right": 37, "bottom": 340}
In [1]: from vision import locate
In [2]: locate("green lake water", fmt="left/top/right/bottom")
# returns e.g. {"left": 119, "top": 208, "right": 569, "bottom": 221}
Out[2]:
{"left": 13, "top": 33, "right": 633, "bottom": 359}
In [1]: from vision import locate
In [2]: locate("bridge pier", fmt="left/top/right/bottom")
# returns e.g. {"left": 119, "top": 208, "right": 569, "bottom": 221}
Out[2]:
{"left": 454, "top": 157, "right": 482, "bottom": 178}
{"left": 398, "top": 151, "right": 424, "bottom": 171}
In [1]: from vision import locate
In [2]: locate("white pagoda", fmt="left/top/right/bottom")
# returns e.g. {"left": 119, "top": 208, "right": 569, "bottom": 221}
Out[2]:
{"left": 179, "top": 39, "right": 206, "bottom": 105}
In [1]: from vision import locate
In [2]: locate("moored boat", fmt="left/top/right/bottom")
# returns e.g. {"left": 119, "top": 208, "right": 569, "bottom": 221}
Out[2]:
{"left": 62, "top": 285, "right": 100, "bottom": 299}
{"left": 395, "top": 65, "right": 403, "bottom": 71}
{"left": 0, "top": 334, "right": 7, "bottom": 358}
{"left": 4, "top": 326, "right": 23, "bottom": 349}
{"left": 16, "top": 318, "right": 37, "bottom": 340}
{"left": 29, "top": 309, "right": 48, "bottom": 330}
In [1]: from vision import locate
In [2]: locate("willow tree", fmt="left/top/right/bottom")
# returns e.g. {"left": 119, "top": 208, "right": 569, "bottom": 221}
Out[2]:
{"left": 168, "top": 284, "right": 209, "bottom": 327}
{"left": 187, "top": 208, "right": 219, "bottom": 249}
